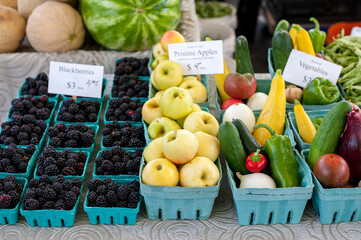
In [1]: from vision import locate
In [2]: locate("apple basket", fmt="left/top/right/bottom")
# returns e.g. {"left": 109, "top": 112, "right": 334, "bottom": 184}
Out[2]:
{"left": 301, "top": 150, "right": 361, "bottom": 224}
{"left": 140, "top": 157, "right": 222, "bottom": 220}
{"left": 227, "top": 149, "right": 313, "bottom": 225}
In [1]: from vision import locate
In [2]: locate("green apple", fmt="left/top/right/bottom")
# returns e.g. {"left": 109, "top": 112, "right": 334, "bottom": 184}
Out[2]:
{"left": 151, "top": 55, "right": 169, "bottom": 70}
{"left": 142, "top": 97, "right": 163, "bottom": 124}
{"left": 194, "top": 131, "right": 220, "bottom": 162}
{"left": 162, "top": 129, "right": 199, "bottom": 165}
{"left": 142, "top": 158, "right": 179, "bottom": 186}
{"left": 150, "top": 71, "right": 161, "bottom": 91}
{"left": 176, "top": 103, "right": 202, "bottom": 128}
{"left": 148, "top": 117, "right": 180, "bottom": 140}
{"left": 159, "top": 87, "right": 193, "bottom": 120}
{"left": 182, "top": 76, "right": 198, "bottom": 82}
{"left": 179, "top": 156, "right": 220, "bottom": 187}
{"left": 183, "top": 111, "right": 219, "bottom": 136}
{"left": 143, "top": 137, "right": 165, "bottom": 163}
{"left": 179, "top": 79, "right": 207, "bottom": 103}
{"left": 154, "top": 91, "right": 164, "bottom": 99}
{"left": 153, "top": 60, "right": 183, "bottom": 90}
{"left": 152, "top": 42, "right": 167, "bottom": 58}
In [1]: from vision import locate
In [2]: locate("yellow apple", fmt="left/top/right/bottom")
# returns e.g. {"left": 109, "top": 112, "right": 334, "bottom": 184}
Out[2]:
{"left": 150, "top": 71, "right": 161, "bottom": 91}
{"left": 159, "top": 87, "right": 193, "bottom": 120}
{"left": 162, "top": 129, "right": 199, "bottom": 165}
{"left": 183, "top": 111, "right": 219, "bottom": 136}
{"left": 142, "top": 97, "right": 163, "bottom": 124}
{"left": 143, "top": 137, "right": 165, "bottom": 163}
{"left": 151, "top": 55, "right": 169, "bottom": 70}
{"left": 176, "top": 103, "right": 202, "bottom": 128}
{"left": 179, "top": 79, "right": 207, "bottom": 103}
{"left": 194, "top": 131, "right": 220, "bottom": 162}
{"left": 183, "top": 76, "right": 198, "bottom": 82}
{"left": 152, "top": 42, "right": 167, "bottom": 58}
{"left": 179, "top": 157, "right": 220, "bottom": 187}
{"left": 153, "top": 60, "right": 183, "bottom": 90}
{"left": 160, "top": 30, "right": 186, "bottom": 52}
{"left": 148, "top": 117, "right": 180, "bottom": 140}
{"left": 154, "top": 91, "right": 164, "bottom": 99}
{"left": 142, "top": 158, "right": 179, "bottom": 186}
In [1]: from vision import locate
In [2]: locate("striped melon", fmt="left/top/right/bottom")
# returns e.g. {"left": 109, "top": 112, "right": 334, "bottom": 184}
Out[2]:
{"left": 79, "top": 0, "right": 181, "bottom": 51}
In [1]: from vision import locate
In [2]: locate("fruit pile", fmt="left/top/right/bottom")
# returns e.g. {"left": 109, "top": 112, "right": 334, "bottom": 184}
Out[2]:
{"left": 36, "top": 146, "right": 88, "bottom": 177}
{"left": 105, "top": 97, "right": 143, "bottom": 122}
{"left": 115, "top": 57, "right": 150, "bottom": 76}
{"left": 0, "top": 144, "right": 37, "bottom": 174}
{"left": 48, "top": 123, "right": 96, "bottom": 148}
{"left": 95, "top": 147, "right": 142, "bottom": 176}
{"left": 21, "top": 72, "right": 57, "bottom": 98}
{"left": 23, "top": 175, "right": 82, "bottom": 210}
{"left": 57, "top": 99, "right": 101, "bottom": 123}
{"left": 0, "top": 175, "right": 24, "bottom": 209}
{"left": 9, "top": 95, "right": 55, "bottom": 121}
{"left": 102, "top": 121, "right": 145, "bottom": 148}
{"left": 86, "top": 178, "right": 140, "bottom": 208}
{"left": 111, "top": 74, "right": 148, "bottom": 98}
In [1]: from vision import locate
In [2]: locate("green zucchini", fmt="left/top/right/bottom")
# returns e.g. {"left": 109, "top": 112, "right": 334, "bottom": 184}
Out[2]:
{"left": 235, "top": 35, "right": 254, "bottom": 75}
{"left": 274, "top": 19, "right": 290, "bottom": 34}
{"left": 232, "top": 119, "right": 261, "bottom": 155}
{"left": 218, "top": 122, "right": 248, "bottom": 174}
{"left": 308, "top": 101, "right": 352, "bottom": 170}
{"left": 272, "top": 30, "right": 293, "bottom": 72}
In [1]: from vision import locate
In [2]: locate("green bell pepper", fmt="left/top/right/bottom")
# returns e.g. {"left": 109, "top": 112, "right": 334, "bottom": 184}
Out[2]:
{"left": 274, "top": 19, "right": 289, "bottom": 34}
{"left": 302, "top": 78, "right": 340, "bottom": 105}
{"left": 311, "top": 117, "right": 323, "bottom": 130}
{"left": 254, "top": 124, "right": 300, "bottom": 188}
{"left": 308, "top": 17, "right": 326, "bottom": 53}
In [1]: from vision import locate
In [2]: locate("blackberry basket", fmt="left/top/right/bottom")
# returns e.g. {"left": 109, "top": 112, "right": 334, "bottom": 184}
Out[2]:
{"left": 63, "top": 78, "right": 107, "bottom": 102}
{"left": 140, "top": 157, "right": 222, "bottom": 220}
{"left": 115, "top": 57, "right": 151, "bottom": 80}
{"left": 110, "top": 74, "right": 150, "bottom": 102}
{"left": 227, "top": 149, "right": 313, "bottom": 225}
{"left": 301, "top": 149, "right": 361, "bottom": 224}
{"left": 101, "top": 122, "right": 145, "bottom": 149}
{"left": 0, "top": 177, "right": 28, "bottom": 225}
{"left": 18, "top": 80, "right": 60, "bottom": 101}
{"left": 103, "top": 98, "right": 147, "bottom": 125}
{"left": 83, "top": 178, "right": 141, "bottom": 225}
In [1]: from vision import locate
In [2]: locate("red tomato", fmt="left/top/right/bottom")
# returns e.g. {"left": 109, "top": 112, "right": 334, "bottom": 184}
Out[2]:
{"left": 221, "top": 98, "right": 244, "bottom": 110}
{"left": 313, "top": 154, "right": 350, "bottom": 188}
{"left": 224, "top": 73, "right": 257, "bottom": 99}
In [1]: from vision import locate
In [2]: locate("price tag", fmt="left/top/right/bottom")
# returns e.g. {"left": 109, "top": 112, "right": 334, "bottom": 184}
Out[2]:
{"left": 282, "top": 49, "right": 342, "bottom": 88}
{"left": 351, "top": 26, "right": 361, "bottom": 37}
{"left": 168, "top": 40, "right": 223, "bottom": 75}
{"left": 48, "top": 61, "right": 104, "bottom": 98}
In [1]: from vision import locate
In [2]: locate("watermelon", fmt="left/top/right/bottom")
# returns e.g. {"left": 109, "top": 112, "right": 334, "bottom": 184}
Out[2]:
{"left": 79, "top": 0, "right": 181, "bottom": 51}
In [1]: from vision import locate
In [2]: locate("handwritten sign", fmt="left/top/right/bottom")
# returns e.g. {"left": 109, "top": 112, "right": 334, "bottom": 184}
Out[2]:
{"left": 282, "top": 49, "right": 342, "bottom": 88}
{"left": 48, "top": 62, "right": 104, "bottom": 98}
{"left": 168, "top": 40, "right": 223, "bottom": 75}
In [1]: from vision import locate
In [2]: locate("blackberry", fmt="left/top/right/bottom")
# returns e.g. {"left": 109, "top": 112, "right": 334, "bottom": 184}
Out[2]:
{"left": 17, "top": 132, "right": 29, "bottom": 141}
{"left": 48, "top": 127, "right": 59, "bottom": 137}
{"left": 70, "top": 186, "right": 80, "bottom": 197}
{"left": 127, "top": 202, "right": 138, "bottom": 208}
{"left": 126, "top": 160, "right": 139, "bottom": 172}
{"left": 39, "top": 175, "right": 51, "bottom": 184}
{"left": 134, "top": 126, "right": 144, "bottom": 138}
{"left": 111, "top": 146, "right": 124, "bottom": 156}
{"left": 54, "top": 199, "right": 66, "bottom": 210}
{"left": 62, "top": 166, "right": 76, "bottom": 175}
{"left": 128, "top": 191, "right": 140, "bottom": 204}
{"left": 100, "top": 149, "right": 112, "bottom": 159}
{"left": 117, "top": 185, "right": 130, "bottom": 200}
{"left": 96, "top": 185, "right": 107, "bottom": 195}
{"left": 52, "top": 174, "right": 65, "bottom": 184}
{"left": 67, "top": 130, "right": 79, "bottom": 140}
{"left": 8, "top": 190, "right": 20, "bottom": 206}
{"left": 114, "top": 162, "right": 124, "bottom": 174}
{"left": 62, "top": 181, "right": 72, "bottom": 191}
{"left": 88, "top": 179, "right": 102, "bottom": 191}
{"left": 117, "top": 201, "right": 128, "bottom": 208}
{"left": 4, "top": 166, "right": 16, "bottom": 173}
{"left": 65, "top": 191, "right": 78, "bottom": 208}
{"left": 3, "top": 147, "right": 16, "bottom": 158}
{"left": 10, "top": 126, "right": 20, "bottom": 136}
{"left": 36, "top": 120, "right": 47, "bottom": 130}
{"left": 23, "top": 115, "right": 36, "bottom": 124}
{"left": 71, "top": 178, "right": 82, "bottom": 188}
{"left": 103, "top": 135, "right": 113, "bottom": 147}
{"left": 35, "top": 188, "right": 44, "bottom": 198}
{"left": 28, "top": 179, "right": 39, "bottom": 188}
{"left": 43, "top": 201, "right": 55, "bottom": 209}
{"left": 64, "top": 140, "right": 77, "bottom": 148}
{"left": 52, "top": 182, "right": 63, "bottom": 192}
{"left": 95, "top": 195, "right": 107, "bottom": 207}
{"left": 24, "top": 198, "right": 40, "bottom": 210}
{"left": 111, "top": 155, "right": 121, "bottom": 163}
{"left": 74, "top": 114, "right": 86, "bottom": 122}
{"left": 49, "top": 137, "right": 62, "bottom": 147}
{"left": 23, "top": 190, "right": 36, "bottom": 203}
{"left": 65, "top": 159, "right": 77, "bottom": 168}
{"left": 43, "top": 157, "right": 56, "bottom": 167}
{"left": 129, "top": 138, "right": 144, "bottom": 147}
{"left": 45, "top": 164, "right": 59, "bottom": 176}
{"left": 106, "top": 190, "right": 118, "bottom": 204}
{"left": 129, "top": 180, "right": 140, "bottom": 192}
{"left": 87, "top": 191, "right": 97, "bottom": 203}
{"left": 81, "top": 133, "right": 94, "bottom": 147}
{"left": 0, "top": 194, "right": 11, "bottom": 208}
{"left": 43, "top": 187, "right": 57, "bottom": 200}
{"left": 4, "top": 182, "right": 16, "bottom": 192}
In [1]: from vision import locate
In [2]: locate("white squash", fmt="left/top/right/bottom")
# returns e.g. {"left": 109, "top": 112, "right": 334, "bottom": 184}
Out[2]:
{"left": 222, "top": 103, "right": 255, "bottom": 133}
{"left": 237, "top": 172, "right": 276, "bottom": 189}
{"left": 247, "top": 92, "right": 268, "bottom": 111}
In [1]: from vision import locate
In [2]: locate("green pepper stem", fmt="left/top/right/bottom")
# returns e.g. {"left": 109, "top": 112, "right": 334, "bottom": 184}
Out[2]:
{"left": 251, "top": 149, "right": 261, "bottom": 162}
{"left": 294, "top": 100, "right": 300, "bottom": 105}
{"left": 310, "top": 17, "right": 320, "bottom": 31}
{"left": 254, "top": 124, "right": 277, "bottom": 136}
{"left": 275, "top": 69, "right": 282, "bottom": 77}
{"left": 291, "top": 24, "right": 302, "bottom": 32}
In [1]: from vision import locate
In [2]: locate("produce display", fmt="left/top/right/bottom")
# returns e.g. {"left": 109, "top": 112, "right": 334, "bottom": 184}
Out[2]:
{"left": 48, "top": 123, "right": 96, "bottom": 148}
{"left": 195, "top": 0, "right": 232, "bottom": 18}
{"left": 20, "top": 72, "right": 57, "bottom": 98}
{"left": 56, "top": 99, "right": 101, "bottom": 123}
{"left": 9, "top": 95, "right": 55, "bottom": 121}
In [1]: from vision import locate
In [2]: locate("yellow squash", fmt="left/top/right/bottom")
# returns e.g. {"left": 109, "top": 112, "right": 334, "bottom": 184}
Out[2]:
{"left": 289, "top": 28, "right": 298, "bottom": 49}
{"left": 292, "top": 24, "right": 315, "bottom": 56}
{"left": 214, "top": 58, "right": 231, "bottom": 102}
{"left": 253, "top": 69, "right": 286, "bottom": 145}
{"left": 294, "top": 100, "right": 316, "bottom": 144}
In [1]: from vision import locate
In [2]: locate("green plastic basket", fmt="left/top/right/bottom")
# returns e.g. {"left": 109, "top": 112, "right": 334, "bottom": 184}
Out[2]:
{"left": 63, "top": 78, "right": 107, "bottom": 102}
{"left": 0, "top": 177, "right": 28, "bottom": 225}
{"left": 228, "top": 149, "right": 313, "bottom": 225}
{"left": 83, "top": 178, "right": 141, "bottom": 225}
{"left": 110, "top": 75, "right": 149, "bottom": 102}
{"left": 115, "top": 57, "right": 150, "bottom": 78}
{"left": 18, "top": 80, "right": 60, "bottom": 101}
{"left": 101, "top": 122, "right": 145, "bottom": 149}
{"left": 301, "top": 150, "right": 361, "bottom": 224}
{"left": 287, "top": 110, "right": 329, "bottom": 150}
{"left": 103, "top": 98, "right": 146, "bottom": 125}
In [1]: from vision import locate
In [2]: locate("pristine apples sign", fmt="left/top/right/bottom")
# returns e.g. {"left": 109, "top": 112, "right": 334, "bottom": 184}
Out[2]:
{"left": 168, "top": 40, "right": 224, "bottom": 75}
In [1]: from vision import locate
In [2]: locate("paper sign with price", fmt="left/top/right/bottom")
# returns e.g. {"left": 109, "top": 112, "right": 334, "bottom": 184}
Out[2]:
{"left": 168, "top": 40, "right": 223, "bottom": 75}
{"left": 282, "top": 49, "right": 342, "bottom": 88}
{"left": 48, "top": 61, "right": 104, "bottom": 98}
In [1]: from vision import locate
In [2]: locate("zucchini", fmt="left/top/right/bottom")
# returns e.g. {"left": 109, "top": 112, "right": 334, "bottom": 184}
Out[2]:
{"left": 232, "top": 119, "right": 261, "bottom": 155}
{"left": 308, "top": 101, "right": 352, "bottom": 170}
{"left": 218, "top": 122, "right": 248, "bottom": 174}
{"left": 272, "top": 30, "right": 293, "bottom": 72}
{"left": 274, "top": 19, "right": 290, "bottom": 34}
{"left": 235, "top": 36, "right": 254, "bottom": 75}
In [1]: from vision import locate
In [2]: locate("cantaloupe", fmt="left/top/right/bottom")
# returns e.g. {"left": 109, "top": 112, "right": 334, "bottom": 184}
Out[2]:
{"left": 18, "top": 0, "right": 77, "bottom": 20}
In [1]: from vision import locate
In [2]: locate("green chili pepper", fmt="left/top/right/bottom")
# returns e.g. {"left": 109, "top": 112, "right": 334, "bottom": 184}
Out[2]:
{"left": 308, "top": 17, "right": 326, "bottom": 53}
{"left": 253, "top": 124, "right": 300, "bottom": 188}
{"left": 311, "top": 117, "right": 323, "bottom": 130}
{"left": 302, "top": 78, "right": 340, "bottom": 105}
{"left": 274, "top": 19, "right": 289, "bottom": 33}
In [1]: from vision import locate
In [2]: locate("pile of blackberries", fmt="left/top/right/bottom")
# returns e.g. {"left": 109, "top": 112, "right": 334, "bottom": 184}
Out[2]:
{"left": 57, "top": 99, "right": 101, "bottom": 123}
{"left": 87, "top": 178, "right": 140, "bottom": 208}
{"left": 112, "top": 74, "right": 148, "bottom": 98}
{"left": 0, "top": 115, "right": 48, "bottom": 145}
{"left": 105, "top": 97, "right": 143, "bottom": 122}
{"left": 114, "top": 57, "right": 149, "bottom": 76}
{"left": 0, "top": 175, "right": 24, "bottom": 209}
{"left": 10, "top": 95, "right": 54, "bottom": 121}
{"left": 0, "top": 144, "right": 37, "bottom": 173}
{"left": 95, "top": 147, "right": 142, "bottom": 176}
{"left": 102, "top": 121, "right": 145, "bottom": 148}
{"left": 48, "top": 123, "right": 96, "bottom": 148}
{"left": 21, "top": 72, "right": 56, "bottom": 97}
{"left": 23, "top": 175, "right": 82, "bottom": 210}
{"left": 37, "top": 146, "right": 88, "bottom": 177}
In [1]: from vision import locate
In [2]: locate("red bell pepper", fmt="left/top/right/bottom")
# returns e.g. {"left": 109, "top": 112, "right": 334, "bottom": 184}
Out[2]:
{"left": 246, "top": 149, "right": 267, "bottom": 173}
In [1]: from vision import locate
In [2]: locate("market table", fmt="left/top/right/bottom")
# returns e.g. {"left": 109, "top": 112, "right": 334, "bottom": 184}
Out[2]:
{"left": 0, "top": 52, "right": 360, "bottom": 240}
